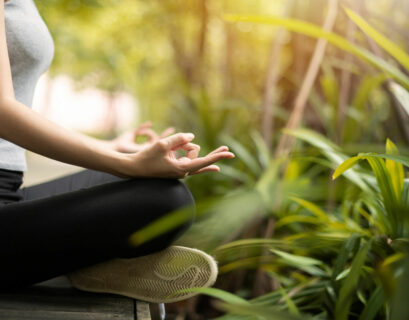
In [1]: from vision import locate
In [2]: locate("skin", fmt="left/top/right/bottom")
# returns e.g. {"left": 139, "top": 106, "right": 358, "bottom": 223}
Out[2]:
{"left": 0, "top": 1, "right": 235, "bottom": 179}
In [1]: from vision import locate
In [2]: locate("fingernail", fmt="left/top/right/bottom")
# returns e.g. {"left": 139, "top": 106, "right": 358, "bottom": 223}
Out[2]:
{"left": 185, "top": 133, "right": 195, "bottom": 140}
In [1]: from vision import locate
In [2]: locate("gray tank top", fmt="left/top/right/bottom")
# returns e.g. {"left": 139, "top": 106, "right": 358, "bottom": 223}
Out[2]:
{"left": 1, "top": 0, "right": 54, "bottom": 171}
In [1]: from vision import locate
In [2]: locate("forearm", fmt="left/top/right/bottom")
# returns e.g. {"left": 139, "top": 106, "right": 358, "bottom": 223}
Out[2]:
{"left": 82, "top": 134, "right": 116, "bottom": 152}
{"left": 0, "top": 98, "right": 130, "bottom": 177}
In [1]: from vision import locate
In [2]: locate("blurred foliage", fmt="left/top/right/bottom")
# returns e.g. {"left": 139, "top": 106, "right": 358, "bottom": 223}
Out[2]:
{"left": 34, "top": 0, "right": 409, "bottom": 319}
{"left": 36, "top": 0, "right": 285, "bottom": 128}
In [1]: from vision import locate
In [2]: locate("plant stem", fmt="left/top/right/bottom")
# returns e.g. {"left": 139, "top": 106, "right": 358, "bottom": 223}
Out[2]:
{"left": 275, "top": 0, "right": 339, "bottom": 158}
{"left": 336, "top": 0, "right": 362, "bottom": 144}
{"left": 261, "top": 0, "right": 295, "bottom": 151}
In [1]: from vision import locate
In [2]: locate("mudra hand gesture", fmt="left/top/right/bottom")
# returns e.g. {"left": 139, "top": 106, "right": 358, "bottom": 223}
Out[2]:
{"left": 119, "top": 131, "right": 235, "bottom": 179}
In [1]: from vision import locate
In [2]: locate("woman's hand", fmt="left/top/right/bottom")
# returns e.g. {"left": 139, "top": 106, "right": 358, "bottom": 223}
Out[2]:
{"left": 111, "top": 122, "right": 175, "bottom": 153}
{"left": 120, "top": 133, "right": 235, "bottom": 178}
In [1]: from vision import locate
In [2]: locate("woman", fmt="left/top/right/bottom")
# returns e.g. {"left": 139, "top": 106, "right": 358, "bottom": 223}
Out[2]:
{"left": 0, "top": 0, "right": 234, "bottom": 302}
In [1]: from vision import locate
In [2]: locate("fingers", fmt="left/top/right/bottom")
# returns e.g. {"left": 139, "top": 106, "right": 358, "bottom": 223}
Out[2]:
{"left": 134, "top": 122, "right": 153, "bottom": 136}
{"left": 172, "top": 145, "right": 233, "bottom": 175}
{"left": 179, "top": 151, "right": 234, "bottom": 173}
{"left": 189, "top": 165, "right": 220, "bottom": 175}
{"left": 176, "top": 145, "right": 228, "bottom": 160}
{"left": 182, "top": 145, "right": 228, "bottom": 161}
{"left": 179, "top": 143, "right": 200, "bottom": 159}
{"left": 160, "top": 127, "right": 175, "bottom": 138}
{"left": 134, "top": 123, "right": 174, "bottom": 142}
{"left": 208, "top": 146, "right": 229, "bottom": 156}
{"left": 159, "top": 133, "right": 195, "bottom": 151}
{"left": 135, "top": 127, "right": 175, "bottom": 144}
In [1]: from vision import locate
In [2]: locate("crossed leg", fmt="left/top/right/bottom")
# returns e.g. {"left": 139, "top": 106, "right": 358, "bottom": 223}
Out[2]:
{"left": 0, "top": 169, "right": 195, "bottom": 289}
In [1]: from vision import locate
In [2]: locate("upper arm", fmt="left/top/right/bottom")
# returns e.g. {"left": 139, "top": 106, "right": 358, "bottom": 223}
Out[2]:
{"left": 0, "top": 2, "right": 15, "bottom": 102}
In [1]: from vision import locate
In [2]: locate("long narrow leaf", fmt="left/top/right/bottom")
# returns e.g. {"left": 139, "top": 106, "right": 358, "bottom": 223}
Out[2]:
{"left": 358, "top": 153, "right": 409, "bottom": 167}
{"left": 335, "top": 240, "right": 371, "bottom": 320}
{"left": 366, "top": 157, "right": 400, "bottom": 236}
{"left": 278, "top": 287, "right": 300, "bottom": 316}
{"left": 222, "top": 135, "right": 261, "bottom": 176}
{"left": 385, "top": 139, "right": 404, "bottom": 203}
{"left": 225, "top": 15, "right": 409, "bottom": 89}
{"left": 271, "top": 249, "right": 323, "bottom": 266}
{"left": 389, "top": 82, "right": 409, "bottom": 117}
{"left": 291, "top": 197, "right": 330, "bottom": 222}
{"left": 251, "top": 130, "right": 272, "bottom": 169}
{"left": 333, "top": 156, "right": 362, "bottom": 180}
{"left": 391, "top": 257, "right": 409, "bottom": 320}
{"left": 332, "top": 234, "right": 361, "bottom": 282}
{"left": 285, "top": 128, "right": 371, "bottom": 192}
{"left": 345, "top": 8, "right": 409, "bottom": 71}
{"left": 218, "top": 163, "right": 255, "bottom": 184}
{"left": 358, "top": 286, "right": 384, "bottom": 320}
{"left": 175, "top": 287, "right": 249, "bottom": 305}
{"left": 219, "top": 302, "right": 306, "bottom": 320}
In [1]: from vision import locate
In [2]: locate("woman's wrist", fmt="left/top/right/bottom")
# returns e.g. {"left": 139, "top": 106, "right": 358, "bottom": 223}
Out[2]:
{"left": 111, "top": 152, "right": 141, "bottom": 178}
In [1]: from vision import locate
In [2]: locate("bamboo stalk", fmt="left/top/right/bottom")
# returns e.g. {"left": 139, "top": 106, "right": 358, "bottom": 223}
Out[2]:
{"left": 275, "top": 0, "right": 339, "bottom": 158}
{"left": 196, "top": 0, "right": 209, "bottom": 87}
{"left": 336, "top": 0, "right": 362, "bottom": 144}
{"left": 261, "top": 0, "right": 295, "bottom": 151}
{"left": 222, "top": 22, "right": 234, "bottom": 96}
{"left": 329, "top": 0, "right": 362, "bottom": 211}
{"left": 261, "top": 30, "right": 286, "bottom": 150}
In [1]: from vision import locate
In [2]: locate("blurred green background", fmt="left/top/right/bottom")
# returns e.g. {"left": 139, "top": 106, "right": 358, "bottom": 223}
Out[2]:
{"left": 33, "top": 0, "right": 409, "bottom": 319}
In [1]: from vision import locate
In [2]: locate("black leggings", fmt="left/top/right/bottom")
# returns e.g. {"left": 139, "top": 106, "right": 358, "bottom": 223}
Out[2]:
{"left": 0, "top": 168, "right": 195, "bottom": 290}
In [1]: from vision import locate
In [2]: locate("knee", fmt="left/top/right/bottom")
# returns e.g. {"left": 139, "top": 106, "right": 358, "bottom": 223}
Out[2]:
{"left": 124, "top": 177, "right": 195, "bottom": 222}
{"left": 120, "top": 179, "right": 195, "bottom": 257}
{"left": 152, "top": 178, "right": 196, "bottom": 234}
{"left": 164, "top": 179, "right": 195, "bottom": 216}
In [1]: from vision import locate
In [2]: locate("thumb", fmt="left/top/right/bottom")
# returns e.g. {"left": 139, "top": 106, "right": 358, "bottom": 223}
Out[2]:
{"left": 160, "top": 133, "right": 195, "bottom": 150}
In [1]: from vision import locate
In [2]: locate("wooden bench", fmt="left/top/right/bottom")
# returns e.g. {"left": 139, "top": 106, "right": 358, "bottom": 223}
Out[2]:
{"left": 0, "top": 276, "right": 165, "bottom": 320}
